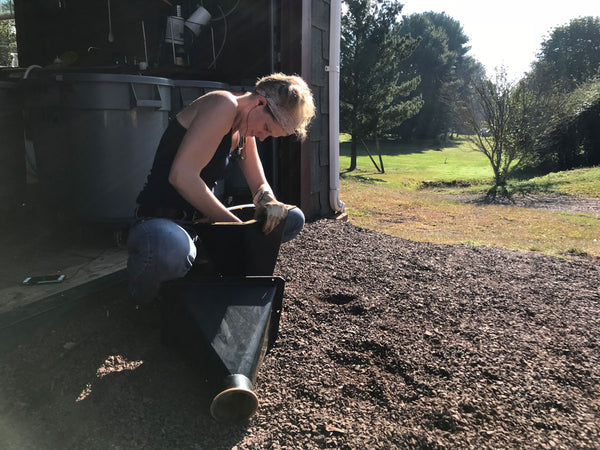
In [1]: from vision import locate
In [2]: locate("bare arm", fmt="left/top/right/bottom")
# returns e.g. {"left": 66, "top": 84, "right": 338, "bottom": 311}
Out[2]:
{"left": 168, "top": 93, "right": 242, "bottom": 223}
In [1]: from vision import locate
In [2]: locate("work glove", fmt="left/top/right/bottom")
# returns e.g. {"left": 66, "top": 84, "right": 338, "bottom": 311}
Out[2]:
{"left": 253, "top": 184, "right": 288, "bottom": 235}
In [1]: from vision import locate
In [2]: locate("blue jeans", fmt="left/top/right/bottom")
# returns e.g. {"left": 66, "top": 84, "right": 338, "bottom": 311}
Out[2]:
{"left": 126, "top": 206, "right": 304, "bottom": 303}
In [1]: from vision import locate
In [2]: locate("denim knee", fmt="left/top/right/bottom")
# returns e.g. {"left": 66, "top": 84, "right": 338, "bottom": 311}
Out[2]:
{"left": 228, "top": 203, "right": 304, "bottom": 243}
{"left": 127, "top": 218, "right": 197, "bottom": 303}
{"left": 282, "top": 207, "right": 305, "bottom": 243}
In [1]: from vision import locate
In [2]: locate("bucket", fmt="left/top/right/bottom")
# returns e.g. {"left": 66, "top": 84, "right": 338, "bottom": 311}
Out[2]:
{"left": 184, "top": 6, "right": 211, "bottom": 36}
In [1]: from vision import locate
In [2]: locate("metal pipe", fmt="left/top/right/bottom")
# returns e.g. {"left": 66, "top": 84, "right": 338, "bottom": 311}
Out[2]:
{"left": 328, "top": 0, "right": 345, "bottom": 213}
{"left": 141, "top": 21, "right": 149, "bottom": 65}
{"left": 210, "top": 374, "right": 259, "bottom": 422}
{"left": 23, "top": 65, "right": 43, "bottom": 79}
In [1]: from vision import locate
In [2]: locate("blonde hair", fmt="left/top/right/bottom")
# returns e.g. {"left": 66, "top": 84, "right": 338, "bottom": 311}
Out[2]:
{"left": 254, "top": 73, "right": 315, "bottom": 141}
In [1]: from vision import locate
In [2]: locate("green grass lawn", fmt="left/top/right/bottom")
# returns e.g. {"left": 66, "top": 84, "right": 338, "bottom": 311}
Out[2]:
{"left": 339, "top": 135, "right": 600, "bottom": 198}
{"left": 338, "top": 135, "right": 600, "bottom": 258}
{"left": 340, "top": 136, "right": 493, "bottom": 189}
{"left": 509, "top": 167, "right": 600, "bottom": 198}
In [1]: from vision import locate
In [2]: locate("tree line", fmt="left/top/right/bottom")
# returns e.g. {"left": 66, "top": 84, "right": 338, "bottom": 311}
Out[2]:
{"left": 341, "top": 0, "right": 600, "bottom": 197}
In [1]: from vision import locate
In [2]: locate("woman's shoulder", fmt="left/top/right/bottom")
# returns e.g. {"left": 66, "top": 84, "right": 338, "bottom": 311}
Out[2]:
{"left": 200, "top": 90, "right": 238, "bottom": 106}
{"left": 178, "top": 90, "right": 237, "bottom": 128}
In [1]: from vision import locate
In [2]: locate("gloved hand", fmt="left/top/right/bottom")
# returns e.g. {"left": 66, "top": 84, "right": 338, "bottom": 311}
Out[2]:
{"left": 253, "top": 184, "right": 289, "bottom": 234}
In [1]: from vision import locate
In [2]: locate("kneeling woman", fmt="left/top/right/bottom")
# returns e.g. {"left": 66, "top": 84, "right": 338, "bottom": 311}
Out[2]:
{"left": 127, "top": 73, "right": 315, "bottom": 303}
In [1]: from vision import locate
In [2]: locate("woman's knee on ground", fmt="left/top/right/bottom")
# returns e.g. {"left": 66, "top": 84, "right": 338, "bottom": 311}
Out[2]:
{"left": 127, "top": 218, "right": 197, "bottom": 283}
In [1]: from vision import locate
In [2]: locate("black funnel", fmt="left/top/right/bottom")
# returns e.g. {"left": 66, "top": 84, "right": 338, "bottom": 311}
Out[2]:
{"left": 160, "top": 205, "right": 289, "bottom": 421}
{"left": 160, "top": 276, "right": 285, "bottom": 422}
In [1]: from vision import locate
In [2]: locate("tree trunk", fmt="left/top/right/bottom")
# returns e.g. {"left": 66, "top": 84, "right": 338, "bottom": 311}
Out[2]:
{"left": 349, "top": 137, "right": 357, "bottom": 172}
{"left": 488, "top": 167, "right": 512, "bottom": 200}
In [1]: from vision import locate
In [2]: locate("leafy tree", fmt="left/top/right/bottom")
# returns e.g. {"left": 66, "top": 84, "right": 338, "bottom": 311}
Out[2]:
{"left": 531, "top": 16, "right": 600, "bottom": 94}
{"left": 535, "top": 79, "right": 600, "bottom": 171}
{"left": 340, "top": 0, "right": 422, "bottom": 171}
{"left": 439, "top": 54, "right": 486, "bottom": 137}
{"left": 0, "top": 18, "right": 17, "bottom": 66}
{"left": 521, "top": 17, "right": 600, "bottom": 173}
{"left": 396, "top": 12, "right": 475, "bottom": 140}
{"left": 459, "top": 69, "right": 538, "bottom": 198}
{"left": 0, "top": 0, "right": 16, "bottom": 66}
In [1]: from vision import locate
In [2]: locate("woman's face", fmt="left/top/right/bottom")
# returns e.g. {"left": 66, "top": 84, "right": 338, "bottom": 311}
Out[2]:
{"left": 244, "top": 103, "right": 287, "bottom": 142}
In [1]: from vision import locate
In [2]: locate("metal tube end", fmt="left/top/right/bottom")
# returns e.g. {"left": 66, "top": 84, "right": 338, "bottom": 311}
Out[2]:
{"left": 210, "top": 374, "right": 259, "bottom": 422}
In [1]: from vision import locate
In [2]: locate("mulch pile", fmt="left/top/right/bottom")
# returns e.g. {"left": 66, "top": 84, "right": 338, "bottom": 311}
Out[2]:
{"left": 1, "top": 219, "right": 599, "bottom": 449}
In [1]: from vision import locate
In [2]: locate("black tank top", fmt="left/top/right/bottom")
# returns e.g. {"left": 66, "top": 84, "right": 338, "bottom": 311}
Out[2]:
{"left": 136, "top": 116, "right": 240, "bottom": 215}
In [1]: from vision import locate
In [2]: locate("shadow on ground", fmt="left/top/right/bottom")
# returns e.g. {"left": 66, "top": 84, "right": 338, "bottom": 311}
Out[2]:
{"left": 0, "top": 282, "right": 249, "bottom": 449}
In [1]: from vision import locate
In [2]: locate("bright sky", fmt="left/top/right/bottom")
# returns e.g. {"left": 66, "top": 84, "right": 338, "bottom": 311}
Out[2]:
{"left": 401, "top": 0, "right": 600, "bottom": 81}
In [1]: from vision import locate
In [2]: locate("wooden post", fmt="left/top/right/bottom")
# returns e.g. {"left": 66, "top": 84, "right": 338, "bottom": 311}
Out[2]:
{"left": 360, "top": 139, "right": 383, "bottom": 173}
{"left": 376, "top": 138, "right": 385, "bottom": 174}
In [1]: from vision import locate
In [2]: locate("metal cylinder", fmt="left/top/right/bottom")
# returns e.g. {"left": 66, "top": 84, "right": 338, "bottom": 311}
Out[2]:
{"left": 210, "top": 374, "right": 259, "bottom": 422}
{"left": 185, "top": 6, "right": 211, "bottom": 36}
